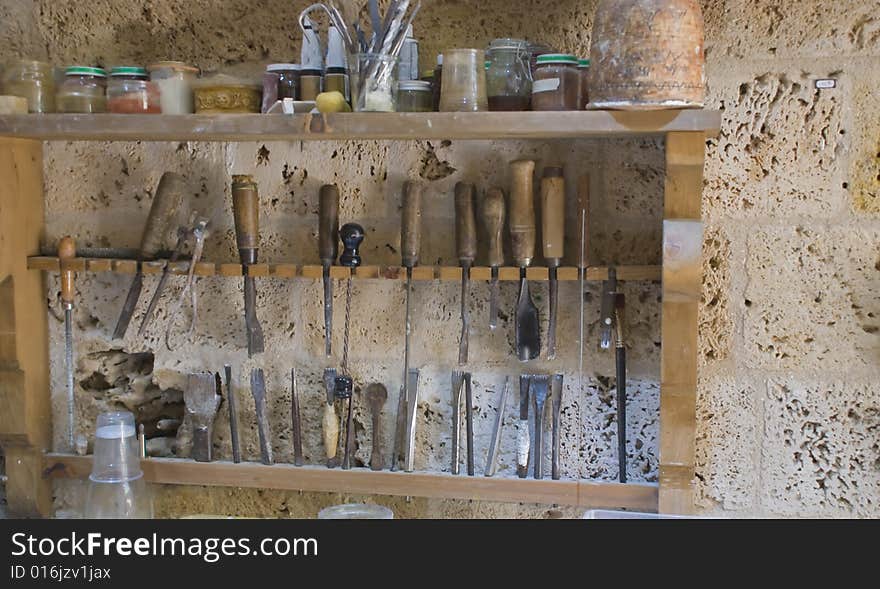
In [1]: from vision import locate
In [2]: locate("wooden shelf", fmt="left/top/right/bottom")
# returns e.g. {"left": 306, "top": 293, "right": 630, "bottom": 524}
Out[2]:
{"left": 0, "top": 110, "right": 720, "bottom": 142}
{"left": 28, "top": 256, "right": 661, "bottom": 282}
{"left": 43, "top": 454, "right": 658, "bottom": 511}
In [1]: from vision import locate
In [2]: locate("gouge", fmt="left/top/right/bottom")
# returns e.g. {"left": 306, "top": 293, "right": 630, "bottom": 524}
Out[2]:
{"left": 319, "top": 185, "right": 340, "bottom": 357}
{"left": 322, "top": 367, "right": 340, "bottom": 468}
{"left": 481, "top": 188, "right": 505, "bottom": 330}
{"left": 510, "top": 160, "right": 540, "bottom": 361}
{"left": 400, "top": 181, "right": 422, "bottom": 439}
{"left": 541, "top": 166, "right": 565, "bottom": 360}
{"left": 366, "top": 382, "right": 388, "bottom": 471}
{"left": 58, "top": 236, "right": 77, "bottom": 451}
{"left": 232, "top": 175, "right": 265, "bottom": 357}
{"left": 516, "top": 374, "right": 531, "bottom": 478}
{"left": 455, "top": 182, "right": 476, "bottom": 365}
{"left": 185, "top": 372, "right": 221, "bottom": 462}
{"left": 291, "top": 368, "right": 304, "bottom": 466}
{"left": 250, "top": 368, "right": 273, "bottom": 465}
{"left": 113, "top": 172, "right": 186, "bottom": 340}
{"left": 223, "top": 364, "right": 241, "bottom": 463}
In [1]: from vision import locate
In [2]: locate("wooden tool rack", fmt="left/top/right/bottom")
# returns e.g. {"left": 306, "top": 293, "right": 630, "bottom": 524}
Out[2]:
{"left": 0, "top": 110, "right": 719, "bottom": 517}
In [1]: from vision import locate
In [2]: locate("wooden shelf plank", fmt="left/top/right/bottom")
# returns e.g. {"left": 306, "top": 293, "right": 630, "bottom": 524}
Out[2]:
{"left": 27, "top": 256, "right": 661, "bottom": 283}
{"left": 0, "top": 111, "right": 721, "bottom": 142}
{"left": 42, "top": 454, "right": 658, "bottom": 511}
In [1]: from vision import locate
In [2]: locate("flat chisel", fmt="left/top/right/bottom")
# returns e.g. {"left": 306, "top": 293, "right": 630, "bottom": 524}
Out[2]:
{"left": 250, "top": 368, "right": 273, "bottom": 465}
{"left": 58, "top": 236, "right": 77, "bottom": 451}
{"left": 454, "top": 182, "right": 476, "bottom": 365}
{"left": 400, "top": 181, "right": 422, "bottom": 444}
{"left": 516, "top": 374, "right": 531, "bottom": 478}
{"left": 541, "top": 166, "right": 565, "bottom": 360}
{"left": 403, "top": 368, "right": 420, "bottom": 472}
{"left": 318, "top": 185, "right": 340, "bottom": 357}
{"left": 614, "top": 292, "right": 627, "bottom": 484}
{"left": 113, "top": 172, "right": 186, "bottom": 340}
{"left": 550, "top": 373, "right": 564, "bottom": 480}
{"left": 510, "top": 160, "right": 540, "bottom": 362}
{"left": 291, "top": 368, "right": 304, "bottom": 466}
{"left": 184, "top": 372, "right": 221, "bottom": 463}
{"left": 531, "top": 374, "right": 550, "bottom": 480}
{"left": 576, "top": 175, "right": 590, "bottom": 435}
{"left": 223, "top": 364, "right": 241, "bottom": 463}
{"left": 484, "top": 376, "right": 510, "bottom": 477}
{"left": 481, "top": 188, "right": 505, "bottom": 330}
{"left": 232, "top": 175, "right": 265, "bottom": 357}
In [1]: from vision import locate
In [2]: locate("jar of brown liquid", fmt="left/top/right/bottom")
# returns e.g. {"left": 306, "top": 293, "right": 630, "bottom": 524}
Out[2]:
{"left": 577, "top": 59, "right": 590, "bottom": 109}
{"left": 531, "top": 54, "right": 579, "bottom": 111}
{"left": 486, "top": 38, "right": 531, "bottom": 111}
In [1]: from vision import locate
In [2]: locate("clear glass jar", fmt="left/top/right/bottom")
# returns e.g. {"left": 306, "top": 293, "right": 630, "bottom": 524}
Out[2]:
{"left": 486, "top": 38, "right": 531, "bottom": 111}
{"left": 397, "top": 80, "right": 432, "bottom": 112}
{"left": 108, "top": 67, "right": 161, "bottom": 113}
{"left": 267, "top": 64, "right": 300, "bottom": 100}
{"left": 578, "top": 59, "right": 590, "bottom": 110}
{"left": 531, "top": 54, "right": 580, "bottom": 111}
{"left": 439, "top": 48, "right": 488, "bottom": 112}
{"left": 56, "top": 66, "right": 108, "bottom": 113}
{"left": 1, "top": 59, "right": 55, "bottom": 112}
{"left": 147, "top": 61, "right": 198, "bottom": 114}
{"left": 350, "top": 53, "right": 398, "bottom": 112}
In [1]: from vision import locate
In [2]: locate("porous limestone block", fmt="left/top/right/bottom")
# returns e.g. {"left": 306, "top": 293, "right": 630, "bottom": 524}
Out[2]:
{"left": 699, "top": 225, "right": 733, "bottom": 367}
{"left": 847, "top": 62, "right": 880, "bottom": 215}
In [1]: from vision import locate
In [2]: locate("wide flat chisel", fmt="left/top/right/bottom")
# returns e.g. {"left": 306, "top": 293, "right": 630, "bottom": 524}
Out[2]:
{"left": 58, "top": 236, "right": 77, "bottom": 451}
{"left": 531, "top": 374, "right": 550, "bottom": 480}
{"left": 510, "top": 160, "right": 540, "bottom": 362}
{"left": 232, "top": 175, "right": 265, "bottom": 357}
{"left": 454, "top": 182, "right": 476, "bottom": 365}
{"left": 481, "top": 188, "right": 505, "bottom": 330}
{"left": 318, "top": 185, "right": 340, "bottom": 357}
{"left": 540, "top": 166, "right": 565, "bottom": 360}
{"left": 112, "top": 172, "right": 186, "bottom": 340}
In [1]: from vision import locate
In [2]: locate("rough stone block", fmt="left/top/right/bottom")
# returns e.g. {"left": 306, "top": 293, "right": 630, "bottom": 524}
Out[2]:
{"left": 699, "top": 225, "right": 733, "bottom": 366}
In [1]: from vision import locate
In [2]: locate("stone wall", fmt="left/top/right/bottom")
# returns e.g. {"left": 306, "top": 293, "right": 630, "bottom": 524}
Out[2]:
{"left": 1, "top": 0, "right": 877, "bottom": 518}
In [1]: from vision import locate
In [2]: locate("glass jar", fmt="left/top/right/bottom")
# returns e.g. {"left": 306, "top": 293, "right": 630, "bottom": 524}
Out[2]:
{"left": 531, "top": 54, "right": 580, "bottom": 111}
{"left": 486, "top": 38, "right": 531, "bottom": 111}
{"left": 56, "top": 66, "right": 108, "bottom": 113}
{"left": 299, "top": 68, "right": 323, "bottom": 101}
{"left": 147, "top": 61, "right": 198, "bottom": 114}
{"left": 439, "top": 49, "right": 488, "bottom": 112}
{"left": 397, "top": 80, "right": 432, "bottom": 112}
{"left": 1, "top": 59, "right": 55, "bottom": 112}
{"left": 578, "top": 59, "right": 590, "bottom": 110}
{"left": 268, "top": 64, "right": 300, "bottom": 100}
{"left": 350, "top": 53, "right": 398, "bottom": 112}
{"left": 324, "top": 66, "right": 349, "bottom": 101}
{"left": 431, "top": 54, "right": 443, "bottom": 111}
{"left": 108, "top": 67, "right": 161, "bottom": 113}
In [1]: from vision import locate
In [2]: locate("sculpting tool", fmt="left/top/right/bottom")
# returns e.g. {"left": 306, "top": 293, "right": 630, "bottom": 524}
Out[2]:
{"left": 540, "top": 166, "right": 565, "bottom": 359}
{"left": 455, "top": 182, "right": 476, "bottom": 365}
{"left": 291, "top": 368, "right": 304, "bottom": 466}
{"left": 184, "top": 372, "right": 221, "bottom": 463}
{"left": 318, "top": 185, "right": 340, "bottom": 357}
{"left": 530, "top": 374, "right": 550, "bottom": 479}
{"left": 336, "top": 223, "right": 364, "bottom": 470}
{"left": 390, "top": 384, "right": 406, "bottom": 471}
{"left": 464, "top": 372, "right": 474, "bottom": 476}
{"left": 551, "top": 373, "right": 564, "bottom": 480}
{"left": 322, "top": 367, "right": 340, "bottom": 468}
{"left": 365, "top": 382, "right": 388, "bottom": 471}
{"left": 516, "top": 374, "right": 531, "bottom": 478}
{"left": 400, "top": 181, "right": 422, "bottom": 442}
{"left": 576, "top": 174, "right": 590, "bottom": 448}
{"left": 232, "top": 175, "right": 265, "bottom": 357}
{"left": 484, "top": 377, "right": 510, "bottom": 477}
{"left": 450, "top": 370, "right": 465, "bottom": 475}
{"left": 403, "top": 368, "right": 420, "bottom": 472}
{"left": 137, "top": 217, "right": 191, "bottom": 337}
{"left": 510, "top": 159, "right": 540, "bottom": 361}
{"left": 224, "top": 364, "right": 241, "bottom": 463}
{"left": 614, "top": 292, "right": 627, "bottom": 484}
{"left": 59, "top": 236, "right": 77, "bottom": 451}
{"left": 250, "top": 368, "right": 273, "bottom": 465}
{"left": 481, "top": 188, "right": 505, "bottom": 330}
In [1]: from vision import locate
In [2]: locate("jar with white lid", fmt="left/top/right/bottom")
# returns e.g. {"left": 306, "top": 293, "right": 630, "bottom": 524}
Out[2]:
{"left": 56, "top": 66, "right": 108, "bottom": 113}
{"left": 147, "top": 61, "right": 198, "bottom": 114}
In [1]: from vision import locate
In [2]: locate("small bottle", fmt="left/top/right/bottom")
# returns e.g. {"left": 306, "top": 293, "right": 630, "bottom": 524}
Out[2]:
{"left": 397, "top": 80, "right": 433, "bottom": 112}
{"left": 1, "top": 59, "right": 56, "bottom": 113}
{"left": 147, "top": 61, "right": 198, "bottom": 114}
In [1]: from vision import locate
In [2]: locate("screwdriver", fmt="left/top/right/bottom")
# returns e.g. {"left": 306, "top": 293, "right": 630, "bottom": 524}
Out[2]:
{"left": 58, "top": 236, "right": 77, "bottom": 451}
{"left": 455, "top": 182, "right": 476, "bottom": 365}
{"left": 481, "top": 188, "right": 505, "bottom": 330}
{"left": 318, "top": 185, "right": 340, "bottom": 357}
{"left": 541, "top": 166, "right": 565, "bottom": 360}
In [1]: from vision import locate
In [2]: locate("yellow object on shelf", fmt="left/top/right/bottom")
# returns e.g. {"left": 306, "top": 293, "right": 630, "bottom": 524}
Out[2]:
{"left": 315, "top": 91, "right": 352, "bottom": 113}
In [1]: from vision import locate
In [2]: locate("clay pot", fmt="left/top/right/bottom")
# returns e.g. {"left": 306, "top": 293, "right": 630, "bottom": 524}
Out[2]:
{"left": 588, "top": 0, "right": 705, "bottom": 110}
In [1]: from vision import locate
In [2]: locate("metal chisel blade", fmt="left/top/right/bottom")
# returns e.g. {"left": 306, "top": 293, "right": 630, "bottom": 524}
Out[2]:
{"left": 403, "top": 368, "right": 420, "bottom": 472}
{"left": 112, "top": 271, "right": 144, "bottom": 340}
{"left": 64, "top": 308, "right": 75, "bottom": 450}
{"left": 484, "top": 376, "right": 510, "bottom": 477}
{"left": 244, "top": 277, "right": 264, "bottom": 356}
{"left": 250, "top": 369, "right": 273, "bottom": 465}
{"left": 489, "top": 266, "right": 499, "bottom": 330}
{"left": 515, "top": 273, "right": 541, "bottom": 362}
{"left": 458, "top": 267, "right": 470, "bottom": 365}
{"left": 322, "top": 266, "right": 333, "bottom": 357}
{"left": 547, "top": 267, "right": 559, "bottom": 359}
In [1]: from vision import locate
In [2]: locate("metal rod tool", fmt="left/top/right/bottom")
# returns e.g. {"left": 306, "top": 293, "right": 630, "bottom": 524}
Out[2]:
{"left": 250, "top": 368, "right": 273, "bottom": 465}
{"left": 390, "top": 384, "right": 406, "bottom": 471}
{"left": 400, "top": 181, "right": 422, "bottom": 453}
{"left": 58, "top": 236, "right": 77, "bottom": 451}
{"left": 455, "top": 182, "right": 477, "bottom": 365}
{"left": 576, "top": 174, "right": 590, "bottom": 442}
{"left": 185, "top": 372, "right": 221, "bottom": 462}
{"left": 481, "top": 188, "right": 505, "bottom": 330}
{"left": 403, "top": 368, "right": 420, "bottom": 472}
{"left": 450, "top": 370, "right": 465, "bottom": 475}
{"left": 464, "top": 372, "right": 474, "bottom": 476}
{"left": 484, "top": 376, "right": 510, "bottom": 477}
{"left": 510, "top": 160, "right": 540, "bottom": 361}
{"left": 335, "top": 374, "right": 354, "bottom": 469}
{"left": 516, "top": 374, "right": 531, "bottom": 478}
{"left": 614, "top": 292, "right": 627, "bottom": 484}
{"left": 318, "top": 185, "right": 339, "bottom": 357}
{"left": 113, "top": 172, "right": 186, "bottom": 340}
{"left": 366, "top": 383, "right": 388, "bottom": 471}
{"left": 541, "top": 166, "right": 565, "bottom": 359}
{"left": 232, "top": 175, "right": 265, "bottom": 357}
{"left": 137, "top": 216, "right": 192, "bottom": 337}
{"left": 164, "top": 217, "right": 209, "bottom": 351}
{"left": 224, "top": 364, "right": 241, "bottom": 463}
{"left": 530, "top": 374, "right": 550, "bottom": 479}
{"left": 322, "top": 367, "right": 340, "bottom": 468}
{"left": 291, "top": 368, "right": 304, "bottom": 466}
{"left": 550, "top": 373, "right": 564, "bottom": 480}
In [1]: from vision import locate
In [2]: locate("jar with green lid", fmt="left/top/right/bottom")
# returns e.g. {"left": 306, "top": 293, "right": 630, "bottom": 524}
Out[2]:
{"left": 577, "top": 59, "right": 590, "bottom": 110}
{"left": 397, "top": 80, "right": 432, "bottom": 112}
{"left": 1, "top": 59, "right": 56, "bottom": 112}
{"left": 531, "top": 54, "right": 579, "bottom": 111}
{"left": 108, "top": 67, "right": 160, "bottom": 113}
{"left": 486, "top": 38, "right": 531, "bottom": 111}
{"left": 56, "top": 66, "right": 108, "bottom": 113}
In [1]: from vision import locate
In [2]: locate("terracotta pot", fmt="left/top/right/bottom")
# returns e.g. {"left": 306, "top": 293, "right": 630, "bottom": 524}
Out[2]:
{"left": 588, "top": 0, "right": 705, "bottom": 110}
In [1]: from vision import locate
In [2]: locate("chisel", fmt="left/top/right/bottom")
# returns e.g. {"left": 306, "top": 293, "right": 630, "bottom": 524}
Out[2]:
{"left": 531, "top": 374, "right": 550, "bottom": 480}
{"left": 318, "top": 185, "right": 340, "bottom": 357}
{"left": 464, "top": 372, "right": 474, "bottom": 476}
{"left": 112, "top": 172, "right": 186, "bottom": 340}
{"left": 250, "top": 368, "right": 273, "bottom": 465}
{"left": 484, "top": 376, "right": 510, "bottom": 477}
{"left": 481, "top": 188, "right": 505, "bottom": 330}
{"left": 184, "top": 372, "right": 221, "bottom": 463}
{"left": 390, "top": 384, "right": 406, "bottom": 471}
{"left": 550, "top": 373, "right": 564, "bottom": 480}
{"left": 516, "top": 374, "right": 531, "bottom": 478}
{"left": 322, "top": 367, "right": 340, "bottom": 468}
{"left": 614, "top": 292, "right": 627, "bottom": 484}
{"left": 576, "top": 175, "right": 590, "bottom": 435}
{"left": 232, "top": 175, "right": 265, "bottom": 357}
{"left": 403, "top": 368, "right": 420, "bottom": 472}
{"left": 223, "top": 364, "right": 241, "bottom": 463}
{"left": 510, "top": 160, "right": 540, "bottom": 361}
{"left": 540, "top": 166, "right": 565, "bottom": 360}
{"left": 454, "top": 182, "right": 476, "bottom": 365}
{"left": 136, "top": 221, "right": 189, "bottom": 337}
{"left": 58, "top": 236, "right": 77, "bottom": 451}
{"left": 400, "top": 181, "right": 422, "bottom": 437}
{"left": 450, "top": 370, "right": 465, "bottom": 475}
{"left": 290, "top": 368, "right": 304, "bottom": 466}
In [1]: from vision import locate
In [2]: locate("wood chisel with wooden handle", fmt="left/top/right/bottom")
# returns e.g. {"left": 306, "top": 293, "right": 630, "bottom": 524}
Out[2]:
{"left": 455, "top": 182, "right": 476, "bottom": 365}
{"left": 541, "top": 166, "right": 565, "bottom": 360}
{"left": 184, "top": 372, "right": 221, "bottom": 462}
{"left": 516, "top": 374, "right": 531, "bottom": 478}
{"left": 530, "top": 374, "right": 550, "bottom": 479}
{"left": 400, "top": 181, "right": 422, "bottom": 444}
{"left": 290, "top": 368, "right": 304, "bottom": 466}
{"left": 250, "top": 368, "right": 273, "bottom": 465}
{"left": 510, "top": 160, "right": 540, "bottom": 361}
{"left": 481, "top": 188, "right": 505, "bottom": 330}
{"left": 59, "top": 236, "right": 77, "bottom": 451}
{"left": 113, "top": 172, "right": 186, "bottom": 340}
{"left": 322, "top": 367, "right": 340, "bottom": 468}
{"left": 232, "top": 175, "right": 265, "bottom": 357}
{"left": 318, "top": 185, "right": 340, "bottom": 357}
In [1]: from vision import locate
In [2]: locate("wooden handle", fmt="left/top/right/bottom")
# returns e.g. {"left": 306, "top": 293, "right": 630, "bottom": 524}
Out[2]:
{"left": 322, "top": 403, "right": 338, "bottom": 460}
{"left": 454, "top": 182, "right": 477, "bottom": 264}
{"left": 577, "top": 174, "right": 590, "bottom": 269}
{"left": 481, "top": 188, "right": 505, "bottom": 267}
{"left": 318, "top": 184, "right": 340, "bottom": 265}
{"left": 541, "top": 166, "right": 565, "bottom": 264}
{"left": 139, "top": 172, "right": 186, "bottom": 260}
{"left": 508, "top": 159, "right": 536, "bottom": 267}
{"left": 370, "top": 410, "right": 382, "bottom": 471}
{"left": 231, "top": 175, "right": 259, "bottom": 255}
{"left": 58, "top": 236, "right": 76, "bottom": 305}
{"left": 400, "top": 181, "right": 422, "bottom": 268}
